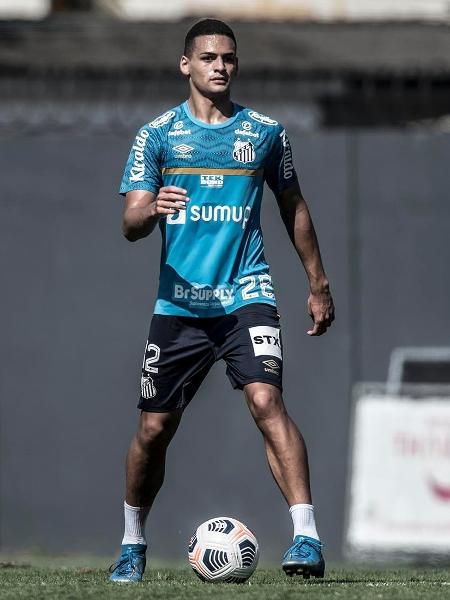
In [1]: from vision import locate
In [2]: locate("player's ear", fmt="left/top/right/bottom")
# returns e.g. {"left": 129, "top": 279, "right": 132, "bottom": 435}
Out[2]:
{"left": 180, "top": 55, "right": 190, "bottom": 77}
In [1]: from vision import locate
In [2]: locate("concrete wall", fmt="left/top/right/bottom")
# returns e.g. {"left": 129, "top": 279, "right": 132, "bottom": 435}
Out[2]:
{"left": 1, "top": 119, "right": 449, "bottom": 562}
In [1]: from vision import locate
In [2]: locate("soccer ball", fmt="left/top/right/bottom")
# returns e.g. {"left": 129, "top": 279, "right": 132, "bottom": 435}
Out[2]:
{"left": 188, "top": 517, "right": 259, "bottom": 583}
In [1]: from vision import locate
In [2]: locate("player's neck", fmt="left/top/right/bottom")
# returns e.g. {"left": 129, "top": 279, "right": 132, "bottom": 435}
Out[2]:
{"left": 187, "top": 94, "right": 234, "bottom": 125}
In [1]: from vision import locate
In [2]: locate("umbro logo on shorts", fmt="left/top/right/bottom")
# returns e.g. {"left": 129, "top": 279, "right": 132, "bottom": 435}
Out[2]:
{"left": 262, "top": 359, "right": 280, "bottom": 375}
{"left": 249, "top": 326, "right": 282, "bottom": 359}
{"left": 262, "top": 359, "right": 279, "bottom": 370}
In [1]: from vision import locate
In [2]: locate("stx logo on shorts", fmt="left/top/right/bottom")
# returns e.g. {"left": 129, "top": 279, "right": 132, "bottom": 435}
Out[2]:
{"left": 249, "top": 326, "right": 282, "bottom": 359}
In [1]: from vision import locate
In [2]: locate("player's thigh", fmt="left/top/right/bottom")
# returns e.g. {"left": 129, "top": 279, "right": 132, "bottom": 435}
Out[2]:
{"left": 218, "top": 303, "right": 283, "bottom": 391}
{"left": 139, "top": 314, "right": 214, "bottom": 412}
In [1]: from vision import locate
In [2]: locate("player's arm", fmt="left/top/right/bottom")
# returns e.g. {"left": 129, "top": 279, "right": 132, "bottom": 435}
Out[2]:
{"left": 123, "top": 187, "right": 189, "bottom": 242}
{"left": 276, "top": 183, "right": 335, "bottom": 336}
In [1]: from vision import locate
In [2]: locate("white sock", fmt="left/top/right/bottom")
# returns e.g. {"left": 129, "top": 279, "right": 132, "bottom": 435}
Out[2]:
{"left": 290, "top": 503, "right": 320, "bottom": 542}
{"left": 122, "top": 501, "right": 150, "bottom": 546}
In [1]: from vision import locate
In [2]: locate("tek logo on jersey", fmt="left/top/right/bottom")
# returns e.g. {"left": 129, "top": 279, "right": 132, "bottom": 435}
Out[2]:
{"left": 173, "top": 143, "right": 194, "bottom": 158}
{"left": 200, "top": 175, "right": 224, "bottom": 188}
{"left": 233, "top": 139, "right": 256, "bottom": 164}
{"left": 249, "top": 326, "right": 282, "bottom": 359}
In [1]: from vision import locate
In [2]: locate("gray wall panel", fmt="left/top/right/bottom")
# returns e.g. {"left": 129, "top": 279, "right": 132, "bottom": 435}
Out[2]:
{"left": 357, "top": 132, "right": 450, "bottom": 381}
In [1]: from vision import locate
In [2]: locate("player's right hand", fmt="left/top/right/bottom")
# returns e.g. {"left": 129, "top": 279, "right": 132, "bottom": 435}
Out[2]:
{"left": 153, "top": 186, "right": 190, "bottom": 216}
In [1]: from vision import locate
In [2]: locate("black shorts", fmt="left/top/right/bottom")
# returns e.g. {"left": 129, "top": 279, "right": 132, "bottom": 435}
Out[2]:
{"left": 138, "top": 303, "right": 283, "bottom": 412}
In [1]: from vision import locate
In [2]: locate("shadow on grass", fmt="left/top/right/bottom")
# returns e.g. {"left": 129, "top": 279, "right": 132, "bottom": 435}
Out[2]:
{"left": 0, "top": 562, "right": 31, "bottom": 569}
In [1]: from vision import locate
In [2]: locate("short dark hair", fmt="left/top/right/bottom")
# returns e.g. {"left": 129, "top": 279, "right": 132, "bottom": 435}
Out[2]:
{"left": 184, "top": 19, "right": 237, "bottom": 57}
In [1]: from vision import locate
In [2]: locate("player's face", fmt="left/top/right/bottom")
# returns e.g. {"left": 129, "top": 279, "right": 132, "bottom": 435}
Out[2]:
{"left": 180, "top": 35, "right": 238, "bottom": 98}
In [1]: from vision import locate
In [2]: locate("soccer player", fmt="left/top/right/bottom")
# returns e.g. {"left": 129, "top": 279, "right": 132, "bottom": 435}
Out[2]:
{"left": 109, "top": 19, "right": 335, "bottom": 582}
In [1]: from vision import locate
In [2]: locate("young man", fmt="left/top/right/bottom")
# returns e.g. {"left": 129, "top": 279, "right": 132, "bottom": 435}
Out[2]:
{"left": 110, "top": 19, "right": 335, "bottom": 582}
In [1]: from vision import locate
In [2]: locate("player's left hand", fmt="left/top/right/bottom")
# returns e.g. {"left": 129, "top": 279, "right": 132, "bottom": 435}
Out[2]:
{"left": 307, "top": 288, "right": 335, "bottom": 336}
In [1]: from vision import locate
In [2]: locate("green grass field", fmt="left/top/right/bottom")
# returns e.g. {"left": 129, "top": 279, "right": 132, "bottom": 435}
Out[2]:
{"left": 0, "top": 556, "right": 449, "bottom": 600}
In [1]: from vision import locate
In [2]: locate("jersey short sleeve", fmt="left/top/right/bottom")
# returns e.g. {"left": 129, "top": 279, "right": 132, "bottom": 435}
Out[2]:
{"left": 264, "top": 125, "right": 298, "bottom": 196}
{"left": 119, "top": 125, "right": 163, "bottom": 196}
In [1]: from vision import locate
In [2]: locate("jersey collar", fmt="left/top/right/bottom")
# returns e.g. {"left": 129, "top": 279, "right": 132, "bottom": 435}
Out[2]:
{"left": 183, "top": 100, "right": 239, "bottom": 129}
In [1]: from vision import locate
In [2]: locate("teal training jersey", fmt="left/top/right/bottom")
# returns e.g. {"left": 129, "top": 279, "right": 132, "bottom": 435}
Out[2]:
{"left": 119, "top": 101, "right": 298, "bottom": 317}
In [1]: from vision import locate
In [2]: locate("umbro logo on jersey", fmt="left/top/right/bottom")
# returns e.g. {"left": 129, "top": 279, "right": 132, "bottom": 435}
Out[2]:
{"left": 233, "top": 139, "right": 256, "bottom": 164}
{"left": 173, "top": 143, "right": 194, "bottom": 158}
{"left": 173, "top": 144, "right": 193, "bottom": 154}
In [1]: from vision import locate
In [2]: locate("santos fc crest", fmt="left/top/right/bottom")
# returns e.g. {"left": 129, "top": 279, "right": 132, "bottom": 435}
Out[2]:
{"left": 233, "top": 139, "right": 256, "bottom": 164}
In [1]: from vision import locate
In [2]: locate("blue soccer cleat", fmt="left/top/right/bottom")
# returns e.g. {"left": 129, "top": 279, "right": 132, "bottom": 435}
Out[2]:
{"left": 109, "top": 544, "right": 147, "bottom": 583}
{"left": 282, "top": 535, "right": 325, "bottom": 579}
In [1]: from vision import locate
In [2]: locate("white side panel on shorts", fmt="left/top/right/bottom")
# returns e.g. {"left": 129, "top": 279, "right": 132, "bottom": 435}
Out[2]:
{"left": 248, "top": 326, "right": 282, "bottom": 359}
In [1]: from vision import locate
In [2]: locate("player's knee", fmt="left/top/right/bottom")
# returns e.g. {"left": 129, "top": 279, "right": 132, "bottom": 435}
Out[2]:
{"left": 137, "top": 413, "right": 179, "bottom": 449}
{"left": 247, "top": 387, "right": 285, "bottom": 423}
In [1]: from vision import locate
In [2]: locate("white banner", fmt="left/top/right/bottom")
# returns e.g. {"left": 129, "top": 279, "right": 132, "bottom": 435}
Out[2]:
{"left": 113, "top": 1, "right": 450, "bottom": 21}
{"left": 0, "top": 0, "right": 49, "bottom": 19}
{"left": 347, "top": 395, "right": 450, "bottom": 553}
